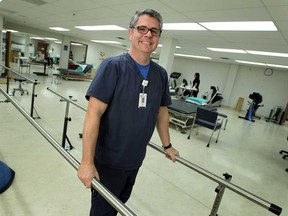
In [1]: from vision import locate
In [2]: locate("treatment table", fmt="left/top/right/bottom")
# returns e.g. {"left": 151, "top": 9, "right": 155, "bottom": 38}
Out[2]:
{"left": 168, "top": 99, "right": 227, "bottom": 132}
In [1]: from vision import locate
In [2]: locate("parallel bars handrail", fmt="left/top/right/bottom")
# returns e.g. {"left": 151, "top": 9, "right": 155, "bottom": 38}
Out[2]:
{"left": 148, "top": 142, "right": 282, "bottom": 215}
{"left": 45, "top": 87, "right": 282, "bottom": 215}
{"left": 0, "top": 64, "right": 36, "bottom": 84}
{"left": 0, "top": 87, "right": 137, "bottom": 216}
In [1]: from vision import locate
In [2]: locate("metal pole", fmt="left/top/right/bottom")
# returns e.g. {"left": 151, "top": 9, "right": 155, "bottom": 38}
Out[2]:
{"left": 0, "top": 87, "right": 137, "bottom": 216}
{"left": 30, "top": 80, "right": 40, "bottom": 119}
{"left": 209, "top": 173, "right": 232, "bottom": 216}
{"left": 148, "top": 142, "right": 282, "bottom": 216}
{"left": 6, "top": 68, "right": 9, "bottom": 94}
{"left": 61, "top": 100, "right": 73, "bottom": 150}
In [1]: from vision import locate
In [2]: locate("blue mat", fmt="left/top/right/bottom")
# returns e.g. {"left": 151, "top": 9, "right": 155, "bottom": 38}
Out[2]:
{"left": 0, "top": 161, "right": 15, "bottom": 194}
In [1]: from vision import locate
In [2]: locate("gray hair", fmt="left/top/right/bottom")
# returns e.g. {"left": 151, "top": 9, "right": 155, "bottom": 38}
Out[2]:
{"left": 129, "top": 9, "right": 163, "bottom": 30}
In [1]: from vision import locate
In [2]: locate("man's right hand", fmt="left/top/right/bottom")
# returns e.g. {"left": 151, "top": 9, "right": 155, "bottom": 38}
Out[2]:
{"left": 77, "top": 163, "right": 99, "bottom": 188}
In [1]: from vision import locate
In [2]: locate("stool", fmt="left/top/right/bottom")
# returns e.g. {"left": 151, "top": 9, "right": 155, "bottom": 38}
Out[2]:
{"left": 12, "top": 78, "right": 29, "bottom": 96}
{"left": 52, "top": 73, "right": 62, "bottom": 84}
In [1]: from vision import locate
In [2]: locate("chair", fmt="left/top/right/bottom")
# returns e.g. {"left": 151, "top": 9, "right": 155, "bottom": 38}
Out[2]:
{"left": 12, "top": 78, "right": 29, "bottom": 96}
{"left": 187, "top": 107, "right": 223, "bottom": 147}
{"left": 19, "top": 58, "right": 31, "bottom": 75}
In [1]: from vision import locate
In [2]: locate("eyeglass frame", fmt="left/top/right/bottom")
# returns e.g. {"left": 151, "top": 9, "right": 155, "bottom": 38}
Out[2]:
{"left": 130, "top": 25, "right": 162, "bottom": 37}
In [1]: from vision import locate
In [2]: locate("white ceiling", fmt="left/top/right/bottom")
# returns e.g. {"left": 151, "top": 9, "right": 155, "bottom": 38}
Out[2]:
{"left": 1, "top": 0, "right": 288, "bottom": 68}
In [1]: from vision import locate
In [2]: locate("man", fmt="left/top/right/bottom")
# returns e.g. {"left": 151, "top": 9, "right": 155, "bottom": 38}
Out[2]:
{"left": 47, "top": 47, "right": 54, "bottom": 68}
{"left": 77, "top": 9, "right": 179, "bottom": 216}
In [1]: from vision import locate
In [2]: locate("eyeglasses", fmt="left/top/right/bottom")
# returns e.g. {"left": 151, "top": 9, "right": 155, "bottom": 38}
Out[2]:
{"left": 131, "top": 26, "right": 162, "bottom": 37}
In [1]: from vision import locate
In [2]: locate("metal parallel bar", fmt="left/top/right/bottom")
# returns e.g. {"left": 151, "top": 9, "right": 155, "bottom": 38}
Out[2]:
{"left": 0, "top": 64, "right": 35, "bottom": 84}
{"left": 46, "top": 88, "right": 282, "bottom": 215}
{"left": 47, "top": 87, "right": 87, "bottom": 111}
{"left": 148, "top": 142, "right": 282, "bottom": 215}
{"left": 0, "top": 87, "right": 137, "bottom": 216}
{"left": 1, "top": 64, "right": 39, "bottom": 118}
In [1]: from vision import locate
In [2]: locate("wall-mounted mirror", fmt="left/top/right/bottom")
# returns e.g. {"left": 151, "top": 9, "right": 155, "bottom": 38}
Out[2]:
{"left": 69, "top": 41, "right": 88, "bottom": 64}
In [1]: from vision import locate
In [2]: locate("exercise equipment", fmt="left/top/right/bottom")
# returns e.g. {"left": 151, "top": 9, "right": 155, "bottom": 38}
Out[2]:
{"left": 203, "top": 86, "right": 223, "bottom": 107}
{"left": 175, "top": 78, "right": 196, "bottom": 99}
{"left": 279, "top": 136, "right": 288, "bottom": 173}
{"left": 0, "top": 161, "right": 15, "bottom": 194}
{"left": 169, "top": 72, "right": 181, "bottom": 95}
{"left": 266, "top": 106, "right": 283, "bottom": 124}
{"left": 239, "top": 92, "right": 263, "bottom": 122}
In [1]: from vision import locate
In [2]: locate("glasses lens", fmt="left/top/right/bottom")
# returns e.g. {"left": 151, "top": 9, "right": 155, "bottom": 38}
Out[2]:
{"left": 150, "top": 28, "right": 160, "bottom": 36}
{"left": 137, "top": 26, "right": 148, "bottom": 34}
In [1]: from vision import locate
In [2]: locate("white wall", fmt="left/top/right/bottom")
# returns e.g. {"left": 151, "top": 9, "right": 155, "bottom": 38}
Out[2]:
{"left": 172, "top": 57, "right": 288, "bottom": 116}
{"left": 64, "top": 36, "right": 125, "bottom": 69}
{"left": 229, "top": 65, "right": 288, "bottom": 115}
{"left": 172, "top": 56, "right": 230, "bottom": 99}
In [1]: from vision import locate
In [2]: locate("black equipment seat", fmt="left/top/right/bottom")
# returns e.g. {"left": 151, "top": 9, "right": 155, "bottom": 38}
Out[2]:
{"left": 169, "top": 72, "right": 182, "bottom": 95}
{"left": 188, "top": 107, "right": 223, "bottom": 147}
{"left": 170, "top": 72, "right": 181, "bottom": 79}
{"left": 12, "top": 78, "right": 29, "bottom": 96}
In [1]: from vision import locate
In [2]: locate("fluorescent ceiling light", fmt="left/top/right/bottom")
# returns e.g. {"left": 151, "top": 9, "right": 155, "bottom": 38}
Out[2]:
{"left": 267, "top": 64, "right": 288, "bottom": 69}
{"left": 30, "top": 37, "right": 44, "bottom": 40}
{"left": 175, "top": 53, "right": 211, "bottom": 59}
{"left": 49, "top": 27, "right": 70, "bottom": 31}
{"left": 208, "top": 47, "right": 288, "bottom": 57}
{"left": 236, "top": 60, "right": 288, "bottom": 69}
{"left": 76, "top": 25, "right": 126, "bottom": 31}
{"left": 91, "top": 40, "right": 121, "bottom": 44}
{"left": 235, "top": 60, "right": 266, "bottom": 66}
{"left": 3, "top": 29, "right": 18, "bottom": 33}
{"left": 200, "top": 21, "right": 277, "bottom": 31}
{"left": 158, "top": 44, "right": 181, "bottom": 49}
{"left": 163, "top": 23, "right": 206, "bottom": 30}
{"left": 71, "top": 42, "right": 85, "bottom": 46}
{"left": 246, "top": 50, "right": 288, "bottom": 57}
{"left": 44, "top": 37, "right": 58, "bottom": 41}
{"left": 207, "top": 47, "right": 246, "bottom": 53}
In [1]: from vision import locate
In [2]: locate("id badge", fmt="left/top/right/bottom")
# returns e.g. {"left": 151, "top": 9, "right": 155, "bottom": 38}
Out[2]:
{"left": 138, "top": 93, "right": 147, "bottom": 108}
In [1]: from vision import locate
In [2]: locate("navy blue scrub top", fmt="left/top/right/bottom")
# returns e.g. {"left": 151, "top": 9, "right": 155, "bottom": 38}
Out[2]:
{"left": 86, "top": 53, "right": 171, "bottom": 170}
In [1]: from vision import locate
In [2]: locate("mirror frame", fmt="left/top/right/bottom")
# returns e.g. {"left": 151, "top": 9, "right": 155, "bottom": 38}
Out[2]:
{"left": 69, "top": 41, "right": 88, "bottom": 64}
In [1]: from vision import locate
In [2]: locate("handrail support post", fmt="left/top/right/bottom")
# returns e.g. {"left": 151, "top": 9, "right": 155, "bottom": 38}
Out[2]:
{"left": 61, "top": 97, "right": 75, "bottom": 150}
{"left": 30, "top": 80, "right": 40, "bottom": 119}
{"left": 209, "top": 173, "right": 232, "bottom": 216}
